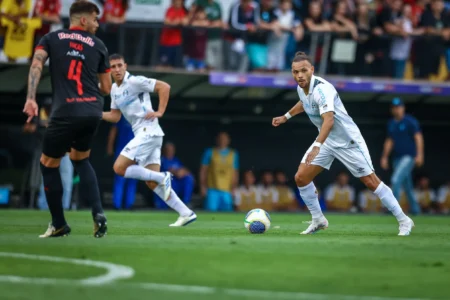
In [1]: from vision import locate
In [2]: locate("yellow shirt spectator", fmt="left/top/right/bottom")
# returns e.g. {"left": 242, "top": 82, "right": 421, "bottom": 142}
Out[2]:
{"left": 2, "top": 17, "right": 41, "bottom": 59}
{"left": 234, "top": 186, "right": 260, "bottom": 212}
{"left": 1, "top": 0, "right": 31, "bottom": 20}
{"left": 437, "top": 184, "right": 450, "bottom": 214}
{"left": 325, "top": 183, "right": 355, "bottom": 211}
{"left": 275, "top": 185, "right": 297, "bottom": 211}
{"left": 415, "top": 188, "right": 436, "bottom": 211}
{"left": 257, "top": 184, "right": 278, "bottom": 212}
{"left": 358, "top": 189, "right": 382, "bottom": 212}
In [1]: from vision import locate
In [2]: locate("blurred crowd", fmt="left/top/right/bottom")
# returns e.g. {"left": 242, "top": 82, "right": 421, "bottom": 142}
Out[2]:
{"left": 0, "top": 0, "right": 449, "bottom": 79}
{"left": 112, "top": 0, "right": 450, "bottom": 79}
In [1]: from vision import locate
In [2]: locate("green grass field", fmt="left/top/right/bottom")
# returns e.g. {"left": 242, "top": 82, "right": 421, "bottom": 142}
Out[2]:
{"left": 0, "top": 210, "right": 449, "bottom": 300}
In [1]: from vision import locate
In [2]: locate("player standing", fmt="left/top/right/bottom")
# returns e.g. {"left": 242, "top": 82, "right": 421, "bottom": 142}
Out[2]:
{"left": 102, "top": 54, "right": 197, "bottom": 226}
{"left": 272, "top": 52, "right": 414, "bottom": 236}
{"left": 23, "top": 1, "right": 112, "bottom": 238}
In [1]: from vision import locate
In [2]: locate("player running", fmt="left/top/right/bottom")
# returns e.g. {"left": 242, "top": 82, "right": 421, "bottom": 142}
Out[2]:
{"left": 272, "top": 52, "right": 414, "bottom": 236}
{"left": 102, "top": 54, "right": 197, "bottom": 227}
{"left": 23, "top": 1, "right": 111, "bottom": 238}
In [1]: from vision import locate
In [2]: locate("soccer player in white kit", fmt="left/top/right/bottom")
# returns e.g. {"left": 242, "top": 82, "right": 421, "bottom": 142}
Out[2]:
{"left": 102, "top": 54, "right": 197, "bottom": 227}
{"left": 272, "top": 52, "right": 414, "bottom": 236}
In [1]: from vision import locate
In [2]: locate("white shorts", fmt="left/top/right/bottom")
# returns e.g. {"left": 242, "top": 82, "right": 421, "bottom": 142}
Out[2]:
{"left": 301, "top": 141, "right": 374, "bottom": 178}
{"left": 120, "top": 134, "right": 163, "bottom": 167}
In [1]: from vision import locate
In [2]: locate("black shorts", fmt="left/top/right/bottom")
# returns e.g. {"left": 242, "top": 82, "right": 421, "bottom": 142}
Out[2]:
{"left": 42, "top": 116, "right": 101, "bottom": 159}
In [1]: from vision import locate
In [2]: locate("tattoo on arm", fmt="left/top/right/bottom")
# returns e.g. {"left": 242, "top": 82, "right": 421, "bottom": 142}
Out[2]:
{"left": 27, "top": 50, "right": 48, "bottom": 100}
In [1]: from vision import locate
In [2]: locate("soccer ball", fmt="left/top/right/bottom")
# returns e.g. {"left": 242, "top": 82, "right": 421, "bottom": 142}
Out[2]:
{"left": 244, "top": 208, "right": 271, "bottom": 234}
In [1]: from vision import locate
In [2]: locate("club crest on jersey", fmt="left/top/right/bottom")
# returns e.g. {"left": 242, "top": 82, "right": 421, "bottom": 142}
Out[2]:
{"left": 123, "top": 90, "right": 129, "bottom": 97}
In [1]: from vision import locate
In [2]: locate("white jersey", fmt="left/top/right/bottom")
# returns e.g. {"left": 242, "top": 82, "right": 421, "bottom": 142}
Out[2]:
{"left": 110, "top": 71, "right": 164, "bottom": 136}
{"left": 297, "top": 75, "right": 363, "bottom": 148}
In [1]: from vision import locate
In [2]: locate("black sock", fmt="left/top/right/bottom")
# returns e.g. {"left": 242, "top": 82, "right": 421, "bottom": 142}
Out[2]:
{"left": 40, "top": 163, "right": 66, "bottom": 228}
{"left": 72, "top": 158, "right": 104, "bottom": 218}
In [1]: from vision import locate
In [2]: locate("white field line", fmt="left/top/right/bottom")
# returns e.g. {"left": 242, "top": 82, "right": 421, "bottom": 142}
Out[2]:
{"left": 0, "top": 252, "right": 431, "bottom": 300}
{"left": 0, "top": 252, "right": 134, "bottom": 285}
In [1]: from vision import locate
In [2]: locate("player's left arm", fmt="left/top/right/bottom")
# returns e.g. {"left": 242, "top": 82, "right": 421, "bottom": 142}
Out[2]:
{"left": 305, "top": 87, "right": 335, "bottom": 165}
{"left": 24, "top": 48, "right": 48, "bottom": 122}
{"left": 134, "top": 77, "right": 171, "bottom": 120}
{"left": 153, "top": 80, "right": 171, "bottom": 115}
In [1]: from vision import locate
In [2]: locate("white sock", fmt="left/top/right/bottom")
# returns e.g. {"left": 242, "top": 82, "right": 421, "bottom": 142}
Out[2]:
{"left": 374, "top": 182, "right": 408, "bottom": 222}
{"left": 154, "top": 187, "right": 192, "bottom": 217}
{"left": 298, "top": 182, "right": 324, "bottom": 220}
{"left": 124, "top": 165, "right": 165, "bottom": 183}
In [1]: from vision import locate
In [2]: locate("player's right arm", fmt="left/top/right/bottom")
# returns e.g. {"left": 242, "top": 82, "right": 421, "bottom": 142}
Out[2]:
{"left": 272, "top": 101, "right": 304, "bottom": 127}
{"left": 98, "top": 73, "right": 112, "bottom": 95}
{"left": 24, "top": 39, "right": 49, "bottom": 122}
{"left": 97, "top": 41, "right": 112, "bottom": 95}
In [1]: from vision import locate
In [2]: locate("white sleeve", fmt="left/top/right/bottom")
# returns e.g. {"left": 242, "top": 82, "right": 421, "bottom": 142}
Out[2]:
{"left": 131, "top": 76, "right": 157, "bottom": 93}
{"left": 313, "top": 84, "right": 336, "bottom": 115}
{"left": 110, "top": 87, "right": 118, "bottom": 109}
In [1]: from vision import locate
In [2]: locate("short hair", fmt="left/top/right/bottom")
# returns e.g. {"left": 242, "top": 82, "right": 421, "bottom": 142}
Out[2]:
{"left": 69, "top": 0, "right": 100, "bottom": 17}
{"left": 292, "top": 51, "right": 313, "bottom": 64}
{"left": 109, "top": 53, "right": 125, "bottom": 61}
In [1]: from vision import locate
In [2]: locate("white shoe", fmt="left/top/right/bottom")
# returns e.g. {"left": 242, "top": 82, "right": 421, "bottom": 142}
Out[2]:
{"left": 39, "top": 223, "right": 71, "bottom": 238}
{"left": 169, "top": 212, "right": 197, "bottom": 227}
{"left": 160, "top": 172, "right": 172, "bottom": 201}
{"left": 300, "top": 217, "right": 329, "bottom": 234}
{"left": 398, "top": 217, "right": 414, "bottom": 236}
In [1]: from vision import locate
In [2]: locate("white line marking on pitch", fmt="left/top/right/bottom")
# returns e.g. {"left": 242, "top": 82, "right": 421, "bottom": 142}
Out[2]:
{"left": 0, "top": 252, "right": 134, "bottom": 285}
{"left": 136, "top": 282, "right": 430, "bottom": 300}
{"left": 0, "top": 252, "right": 431, "bottom": 300}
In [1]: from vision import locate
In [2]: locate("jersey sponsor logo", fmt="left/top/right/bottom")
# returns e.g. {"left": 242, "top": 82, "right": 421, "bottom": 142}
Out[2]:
{"left": 356, "top": 167, "right": 365, "bottom": 173}
{"left": 317, "top": 88, "right": 326, "bottom": 106}
{"left": 58, "top": 32, "right": 95, "bottom": 47}
{"left": 66, "top": 97, "right": 96, "bottom": 103}
{"left": 66, "top": 50, "right": 85, "bottom": 60}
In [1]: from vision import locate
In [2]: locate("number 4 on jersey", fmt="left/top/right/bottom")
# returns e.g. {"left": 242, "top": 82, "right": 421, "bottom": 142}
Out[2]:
{"left": 68, "top": 59, "right": 83, "bottom": 96}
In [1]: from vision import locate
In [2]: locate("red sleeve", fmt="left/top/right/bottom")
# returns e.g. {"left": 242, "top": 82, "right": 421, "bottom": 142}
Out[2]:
{"left": 35, "top": 34, "right": 50, "bottom": 53}
{"left": 103, "top": 0, "right": 114, "bottom": 14}
{"left": 34, "top": 0, "right": 44, "bottom": 15}
{"left": 55, "top": 0, "right": 61, "bottom": 14}
{"left": 165, "top": 7, "right": 175, "bottom": 20}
